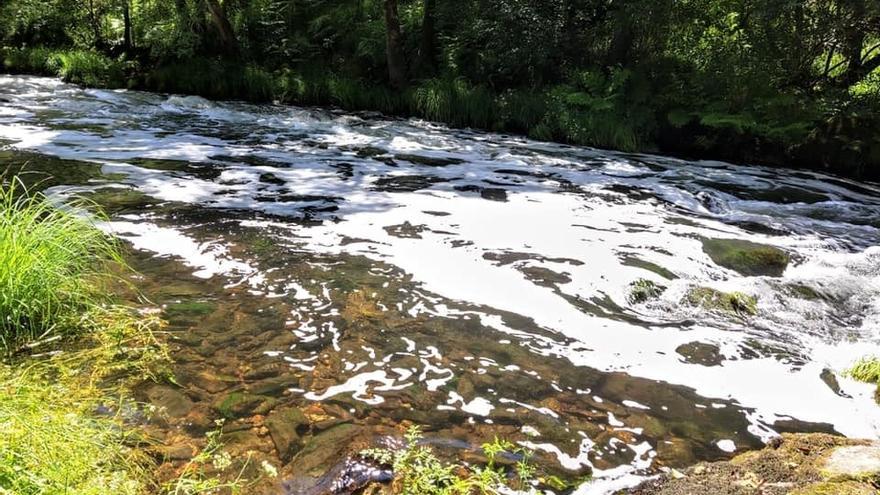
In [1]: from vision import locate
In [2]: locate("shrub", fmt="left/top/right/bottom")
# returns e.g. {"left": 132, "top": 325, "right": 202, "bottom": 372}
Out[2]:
{"left": 0, "top": 46, "right": 59, "bottom": 75}
{"left": 0, "top": 177, "right": 123, "bottom": 354}
{"left": 55, "top": 51, "right": 125, "bottom": 88}
{"left": 145, "top": 59, "right": 275, "bottom": 102}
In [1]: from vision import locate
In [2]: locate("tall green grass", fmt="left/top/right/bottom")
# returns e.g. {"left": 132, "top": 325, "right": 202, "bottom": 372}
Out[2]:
{"left": 0, "top": 47, "right": 126, "bottom": 87}
{"left": 0, "top": 178, "right": 123, "bottom": 354}
{"left": 55, "top": 50, "right": 126, "bottom": 88}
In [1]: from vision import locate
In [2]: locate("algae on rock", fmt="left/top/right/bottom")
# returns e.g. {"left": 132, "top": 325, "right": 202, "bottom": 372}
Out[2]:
{"left": 702, "top": 238, "right": 790, "bottom": 277}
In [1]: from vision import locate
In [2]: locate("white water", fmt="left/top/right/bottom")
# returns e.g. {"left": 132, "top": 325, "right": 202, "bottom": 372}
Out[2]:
{"left": 2, "top": 75, "right": 880, "bottom": 491}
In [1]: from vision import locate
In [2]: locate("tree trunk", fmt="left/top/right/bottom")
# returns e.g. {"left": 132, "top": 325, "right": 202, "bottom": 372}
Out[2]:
{"left": 384, "top": 0, "right": 407, "bottom": 89}
{"left": 418, "top": 0, "right": 437, "bottom": 74}
{"left": 842, "top": 0, "right": 866, "bottom": 84}
{"left": 88, "top": 0, "right": 105, "bottom": 50}
{"left": 123, "top": 0, "right": 133, "bottom": 52}
{"left": 205, "top": 0, "right": 239, "bottom": 56}
{"left": 605, "top": 5, "right": 633, "bottom": 66}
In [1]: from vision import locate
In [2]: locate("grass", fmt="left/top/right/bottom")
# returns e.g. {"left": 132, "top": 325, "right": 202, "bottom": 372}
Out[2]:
{"left": 0, "top": 173, "right": 260, "bottom": 494}
{"left": 0, "top": 47, "right": 125, "bottom": 87}
{"left": 628, "top": 279, "right": 666, "bottom": 304}
{"left": 844, "top": 356, "right": 880, "bottom": 405}
{"left": 361, "top": 426, "right": 537, "bottom": 494}
{"left": 0, "top": 305, "right": 167, "bottom": 495}
{"left": 0, "top": 177, "right": 125, "bottom": 354}
{"left": 845, "top": 357, "right": 880, "bottom": 384}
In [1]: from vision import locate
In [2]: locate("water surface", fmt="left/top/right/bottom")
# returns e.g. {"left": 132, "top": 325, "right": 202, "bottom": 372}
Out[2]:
{"left": 1, "top": 75, "right": 879, "bottom": 493}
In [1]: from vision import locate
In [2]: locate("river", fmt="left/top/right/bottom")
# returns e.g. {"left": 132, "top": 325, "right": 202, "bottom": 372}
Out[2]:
{"left": 1, "top": 74, "right": 878, "bottom": 494}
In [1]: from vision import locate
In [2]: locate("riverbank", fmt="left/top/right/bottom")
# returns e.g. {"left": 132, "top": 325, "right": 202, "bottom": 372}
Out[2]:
{"left": 2, "top": 46, "right": 878, "bottom": 181}
{"left": 625, "top": 433, "right": 880, "bottom": 495}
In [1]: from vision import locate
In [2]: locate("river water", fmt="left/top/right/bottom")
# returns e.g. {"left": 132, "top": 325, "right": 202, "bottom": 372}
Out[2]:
{"left": 1, "top": 75, "right": 879, "bottom": 493}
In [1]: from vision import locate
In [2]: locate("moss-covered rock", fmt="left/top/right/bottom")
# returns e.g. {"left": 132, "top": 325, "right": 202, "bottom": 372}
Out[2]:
{"left": 684, "top": 287, "right": 758, "bottom": 316}
{"left": 213, "top": 392, "right": 273, "bottom": 419}
{"left": 627, "top": 433, "right": 875, "bottom": 495}
{"left": 702, "top": 238, "right": 790, "bottom": 277}
{"left": 628, "top": 279, "right": 666, "bottom": 304}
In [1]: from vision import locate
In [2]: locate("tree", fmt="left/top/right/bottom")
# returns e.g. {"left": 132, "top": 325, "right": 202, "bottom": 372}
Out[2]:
{"left": 418, "top": 0, "right": 437, "bottom": 74}
{"left": 205, "top": 0, "right": 239, "bottom": 56}
{"left": 383, "top": 0, "right": 407, "bottom": 89}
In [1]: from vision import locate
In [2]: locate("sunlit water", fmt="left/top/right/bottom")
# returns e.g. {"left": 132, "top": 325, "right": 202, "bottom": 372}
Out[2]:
{"left": 2, "top": 75, "right": 880, "bottom": 493}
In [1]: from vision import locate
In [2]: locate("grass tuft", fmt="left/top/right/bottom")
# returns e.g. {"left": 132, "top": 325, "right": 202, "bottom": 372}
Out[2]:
{"left": 845, "top": 357, "right": 880, "bottom": 384}
{"left": 0, "top": 177, "right": 124, "bottom": 354}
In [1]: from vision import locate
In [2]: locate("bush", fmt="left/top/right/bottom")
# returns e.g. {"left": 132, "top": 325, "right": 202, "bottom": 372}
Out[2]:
{"left": 0, "top": 46, "right": 59, "bottom": 75}
{"left": 145, "top": 59, "right": 275, "bottom": 102}
{"left": 55, "top": 50, "right": 126, "bottom": 88}
{"left": 0, "top": 177, "right": 123, "bottom": 354}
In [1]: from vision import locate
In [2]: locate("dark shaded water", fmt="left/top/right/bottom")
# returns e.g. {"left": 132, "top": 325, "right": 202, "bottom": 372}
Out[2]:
{"left": 1, "top": 75, "right": 879, "bottom": 493}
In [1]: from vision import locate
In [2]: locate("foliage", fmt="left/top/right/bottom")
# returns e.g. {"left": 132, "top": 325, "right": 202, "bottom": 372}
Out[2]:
{"left": 1, "top": 0, "right": 880, "bottom": 176}
{"left": 0, "top": 363, "right": 149, "bottom": 495}
{"left": 628, "top": 279, "right": 666, "bottom": 304}
{"left": 0, "top": 303, "right": 168, "bottom": 495}
{"left": 163, "top": 419, "right": 270, "bottom": 495}
{"left": 361, "top": 426, "right": 535, "bottom": 494}
{"left": 0, "top": 177, "right": 125, "bottom": 354}
{"left": 845, "top": 357, "right": 880, "bottom": 384}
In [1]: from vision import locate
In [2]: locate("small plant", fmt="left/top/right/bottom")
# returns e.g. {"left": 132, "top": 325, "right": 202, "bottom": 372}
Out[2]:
{"left": 360, "top": 425, "right": 535, "bottom": 494}
{"left": 163, "top": 419, "right": 263, "bottom": 495}
{"left": 845, "top": 357, "right": 880, "bottom": 384}
{"left": 627, "top": 279, "right": 666, "bottom": 304}
{"left": 844, "top": 356, "right": 880, "bottom": 405}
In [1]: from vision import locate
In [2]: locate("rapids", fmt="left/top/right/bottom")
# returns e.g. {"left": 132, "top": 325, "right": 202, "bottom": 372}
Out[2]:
{"left": 1, "top": 74, "right": 879, "bottom": 493}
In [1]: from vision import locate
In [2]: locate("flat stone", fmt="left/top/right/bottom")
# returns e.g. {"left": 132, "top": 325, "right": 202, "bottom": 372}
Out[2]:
{"left": 821, "top": 444, "right": 880, "bottom": 481}
{"left": 266, "top": 406, "right": 309, "bottom": 462}
{"left": 145, "top": 385, "right": 194, "bottom": 417}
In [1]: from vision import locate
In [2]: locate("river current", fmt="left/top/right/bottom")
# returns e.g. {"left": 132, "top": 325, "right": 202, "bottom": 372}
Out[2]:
{"left": 1, "top": 75, "right": 879, "bottom": 493}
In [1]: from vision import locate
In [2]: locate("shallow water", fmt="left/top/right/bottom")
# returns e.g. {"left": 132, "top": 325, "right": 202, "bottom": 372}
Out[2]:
{"left": 2, "top": 75, "right": 879, "bottom": 493}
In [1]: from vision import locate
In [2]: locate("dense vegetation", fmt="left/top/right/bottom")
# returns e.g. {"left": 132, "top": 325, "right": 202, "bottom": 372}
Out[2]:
{"left": 1, "top": 0, "right": 879, "bottom": 177}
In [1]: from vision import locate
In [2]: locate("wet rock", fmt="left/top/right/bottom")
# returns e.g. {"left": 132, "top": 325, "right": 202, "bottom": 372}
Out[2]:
{"left": 383, "top": 222, "right": 427, "bottom": 239}
{"left": 675, "top": 342, "right": 724, "bottom": 367}
{"left": 701, "top": 238, "right": 790, "bottom": 277}
{"left": 820, "top": 444, "right": 880, "bottom": 482}
{"left": 213, "top": 392, "right": 273, "bottom": 419}
{"left": 372, "top": 175, "right": 448, "bottom": 192}
{"left": 290, "top": 424, "right": 362, "bottom": 475}
{"left": 453, "top": 184, "right": 508, "bottom": 201}
{"left": 394, "top": 153, "right": 464, "bottom": 167}
{"left": 627, "top": 433, "right": 873, "bottom": 495}
{"left": 519, "top": 266, "right": 572, "bottom": 286}
{"left": 266, "top": 406, "right": 309, "bottom": 462}
{"left": 621, "top": 256, "right": 679, "bottom": 280}
{"left": 149, "top": 442, "right": 196, "bottom": 461}
{"left": 684, "top": 287, "right": 757, "bottom": 316}
{"left": 145, "top": 385, "right": 194, "bottom": 417}
{"left": 259, "top": 173, "right": 286, "bottom": 185}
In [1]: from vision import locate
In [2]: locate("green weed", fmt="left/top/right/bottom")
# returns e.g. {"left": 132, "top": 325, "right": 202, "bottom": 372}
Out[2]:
{"left": 361, "top": 426, "right": 535, "bottom": 494}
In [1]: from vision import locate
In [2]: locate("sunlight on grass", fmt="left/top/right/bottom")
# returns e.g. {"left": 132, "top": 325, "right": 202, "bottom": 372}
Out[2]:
{"left": 0, "top": 177, "right": 123, "bottom": 354}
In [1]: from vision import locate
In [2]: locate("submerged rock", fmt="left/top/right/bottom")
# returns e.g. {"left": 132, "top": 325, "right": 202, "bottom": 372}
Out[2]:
{"left": 266, "top": 406, "right": 309, "bottom": 462}
{"left": 702, "top": 238, "right": 790, "bottom": 277}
